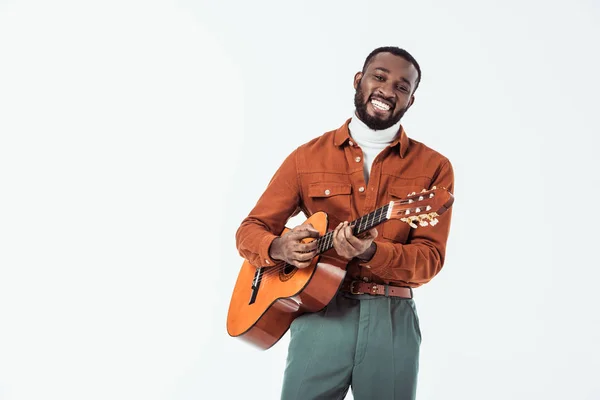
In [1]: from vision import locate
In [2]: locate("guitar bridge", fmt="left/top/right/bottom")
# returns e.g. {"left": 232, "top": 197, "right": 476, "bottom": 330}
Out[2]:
{"left": 249, "top": 267, "right": 263, "bottom": 305}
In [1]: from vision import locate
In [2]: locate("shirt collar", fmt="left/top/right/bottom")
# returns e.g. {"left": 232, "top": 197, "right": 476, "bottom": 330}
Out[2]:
{"left": 334, "top": 118, "right": 409, "bottom": 158}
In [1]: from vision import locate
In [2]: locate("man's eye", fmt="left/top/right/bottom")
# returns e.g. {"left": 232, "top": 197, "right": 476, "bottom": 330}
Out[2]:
{"left": 396, "top": 85, "right": 408, "bottom": 92}
{"left": 374, "top": 75, "right": 383, "bottom": 81}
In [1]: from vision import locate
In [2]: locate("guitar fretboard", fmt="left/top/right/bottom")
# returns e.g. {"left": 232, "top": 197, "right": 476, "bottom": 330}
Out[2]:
{"left": 316, "top": 203, "right": 391, "bottom": 254}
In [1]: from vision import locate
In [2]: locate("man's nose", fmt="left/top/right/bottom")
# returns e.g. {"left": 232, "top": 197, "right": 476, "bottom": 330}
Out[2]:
{"left": 376, "top": 83, "right": 394, "bottom": 99}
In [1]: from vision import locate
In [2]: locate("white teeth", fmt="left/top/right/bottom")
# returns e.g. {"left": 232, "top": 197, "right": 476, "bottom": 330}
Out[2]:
{"left": 371, "top": 99, "right": 390, "bottom": 111}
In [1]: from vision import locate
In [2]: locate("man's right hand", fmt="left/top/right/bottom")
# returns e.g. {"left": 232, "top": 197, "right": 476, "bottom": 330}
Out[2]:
{"left": 268, "top": 224, "right": 320, "bottom": 269}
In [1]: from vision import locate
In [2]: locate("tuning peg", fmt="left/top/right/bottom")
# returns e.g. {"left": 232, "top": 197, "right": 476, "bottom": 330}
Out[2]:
{"left": 429, "top": 193, "right": 434, "bottom": 198}
{"left": 432, "top": 186, "right": 437, "bottom": 190}
{"left": 418, "top": 196, "right": 424, "bottom": 201}
{"left": 401, "top": 217, "right": 418, "bottom": 229}
{"left": 421, "top": 189, "right": 427, "bottom": 192}
{"left": 426, "top": 206, "right": 431, "bottom": 211}
{"left": 430, "top": 218, "right": 439, "bottom": 226}
{"left": 415, "top": 207, "right": 421, "bottom": 213}
{"left": 408, "top": 199, "right": 414, "bottom": 204}
{"left": 411, "top": 192, "right": 416, "bottom": 196}
{"left": 419, "top": 220, "right": 428, "bottom": 227}
{"left": 405, "top": 209, "right": 410, "bottom": 215}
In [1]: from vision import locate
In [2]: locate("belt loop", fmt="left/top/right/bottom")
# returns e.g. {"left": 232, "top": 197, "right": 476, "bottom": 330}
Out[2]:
{"left": 409, "top": 287, "right": 413, "bottom": 298}
{"left": 384, "top": 284, "right": 389, "bottom": 297}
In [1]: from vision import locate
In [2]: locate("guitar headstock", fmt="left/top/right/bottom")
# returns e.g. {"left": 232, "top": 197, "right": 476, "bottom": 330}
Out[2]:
{"left": 387, "top": 186, "right": 454, "bottom": 228}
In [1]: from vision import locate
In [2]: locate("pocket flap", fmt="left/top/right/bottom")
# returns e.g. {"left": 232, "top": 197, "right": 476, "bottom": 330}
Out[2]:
{"left": 308, "top": 182, "right": 352, "bottom": 198}
{"left": 388, "top": 185, "right": 424, "bottom": 199}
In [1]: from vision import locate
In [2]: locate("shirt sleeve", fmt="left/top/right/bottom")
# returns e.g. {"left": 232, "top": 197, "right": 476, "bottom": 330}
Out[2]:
{"left": 363, "top": 159, "right": 454, "bottom": 285}
{"left": 235, "top": 149, "right": 302, "bottom": 268}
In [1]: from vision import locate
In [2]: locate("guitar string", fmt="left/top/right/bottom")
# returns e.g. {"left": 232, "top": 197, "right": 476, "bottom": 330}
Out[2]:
{"left": 256, "top": 205, "right": 391, "bottom": 280}
{"left": 253, "top": 199, "right": 434, "bottom": 281}
{"left": 256, "top": 205, "right": 389, "bottom": 280}
{"left": 253, "top": 195, "right": 433, "bottom": 281}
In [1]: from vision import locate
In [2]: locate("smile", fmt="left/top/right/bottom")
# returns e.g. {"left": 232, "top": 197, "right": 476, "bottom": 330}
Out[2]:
{"left": 370, "top": 98, "right": 392, "bottom": 112}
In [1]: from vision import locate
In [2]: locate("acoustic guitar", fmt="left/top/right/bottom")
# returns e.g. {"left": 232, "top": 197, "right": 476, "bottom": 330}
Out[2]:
{"left": 227, "top": 186, "right": 454, "bottom": 350}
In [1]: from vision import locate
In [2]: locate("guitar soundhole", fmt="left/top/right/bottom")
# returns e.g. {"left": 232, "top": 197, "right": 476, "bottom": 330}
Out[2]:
{"left": 279, "top": 263, "right": 297, "bottom": 281}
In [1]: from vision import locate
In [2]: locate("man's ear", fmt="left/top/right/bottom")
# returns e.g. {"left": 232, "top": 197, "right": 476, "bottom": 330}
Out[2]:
{"left": 407, "top": 95, "right": 416, "bottom": 109}
{"left": 353, "top": 72, "right": 363, "bottom": 90}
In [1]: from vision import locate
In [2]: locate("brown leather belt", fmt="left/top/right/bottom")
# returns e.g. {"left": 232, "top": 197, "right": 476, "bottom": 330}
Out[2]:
{"left": 340, "top": 280, "right": 413, "bottom": 298}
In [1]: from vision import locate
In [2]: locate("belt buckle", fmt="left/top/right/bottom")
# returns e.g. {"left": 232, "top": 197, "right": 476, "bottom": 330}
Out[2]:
{"left": 350, "top": 281, "right": 363, "bottom": 295}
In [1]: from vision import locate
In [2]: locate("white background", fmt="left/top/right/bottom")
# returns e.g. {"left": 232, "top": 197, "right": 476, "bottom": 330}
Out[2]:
{"left": 1, "top": 0, "right": 599, "bottom": 399}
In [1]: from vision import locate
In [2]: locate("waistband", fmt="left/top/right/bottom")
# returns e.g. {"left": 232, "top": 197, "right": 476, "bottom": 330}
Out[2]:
{"left": 339, "top": 280, "right": 413, "bottom": 299}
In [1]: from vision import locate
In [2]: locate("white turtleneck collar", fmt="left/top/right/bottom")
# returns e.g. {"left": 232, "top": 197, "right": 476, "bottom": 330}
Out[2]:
{"left": 348, "top": 112, "right": 402, "bottom": 145}
{"left": 348, "top": 112, "right": 402, "bottom": 184}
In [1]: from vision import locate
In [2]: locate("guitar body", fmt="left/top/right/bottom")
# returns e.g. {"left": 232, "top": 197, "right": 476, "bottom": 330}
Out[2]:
{"left": 227, "top": 186, "right": 454, "bottom": 350}
{"left": 226, "top": 211, "right": 346, "bottom": 350}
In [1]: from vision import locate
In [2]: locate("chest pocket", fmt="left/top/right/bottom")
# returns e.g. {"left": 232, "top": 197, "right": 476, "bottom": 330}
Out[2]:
{"left": 307, "top": 182, "right": 352, "bottom": 229}
{"left": 382, "top": 185, "right": 424, "bottom": 243}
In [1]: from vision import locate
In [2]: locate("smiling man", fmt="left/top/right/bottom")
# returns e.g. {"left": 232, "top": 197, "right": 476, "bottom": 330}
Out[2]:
{"left": 236, "top": 46, "right": 454, "bottom": 399}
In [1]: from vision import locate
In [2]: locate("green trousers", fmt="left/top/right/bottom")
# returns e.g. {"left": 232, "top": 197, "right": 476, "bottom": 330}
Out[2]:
{"left": 281, "top": 291, "right": 421, "bottom": 400}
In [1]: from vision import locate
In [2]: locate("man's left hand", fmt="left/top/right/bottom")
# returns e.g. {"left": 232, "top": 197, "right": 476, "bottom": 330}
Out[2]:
{"left": 332, "top": 221, "right": 378, "bottom": 261}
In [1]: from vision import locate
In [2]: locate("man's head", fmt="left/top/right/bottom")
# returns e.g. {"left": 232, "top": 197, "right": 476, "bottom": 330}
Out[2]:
{"left": 353, "top": 46, "right": 421, "bottom": 130}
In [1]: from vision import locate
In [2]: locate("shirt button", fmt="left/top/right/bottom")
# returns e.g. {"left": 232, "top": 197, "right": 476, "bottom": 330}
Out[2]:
{"left": 363, "top": 276, "right": 370, "bottom": 282}
{"left": 349, "top": 140, "right": 354, "bottom": 146}
{"left": 355, "top": 156, "right": 361, "bottom": 163}
{"left": 324, "top": 189, "right": 331, "bottom": 195}
{"left": 358, "top": 186, "right": 365, "bottom": 193}
{"left": 265, "top": 259, "right": 270, "bottom": 265}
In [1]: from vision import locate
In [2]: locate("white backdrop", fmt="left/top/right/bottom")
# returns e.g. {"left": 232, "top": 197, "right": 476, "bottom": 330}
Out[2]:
{"left": 1, "top": 0, "right": 599, "bottom": 399}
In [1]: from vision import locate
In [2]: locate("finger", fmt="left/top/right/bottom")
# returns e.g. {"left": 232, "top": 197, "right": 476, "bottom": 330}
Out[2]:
{"left": 292, "top": 250, "right": 317, "bottom": 262}
{"left": 295, "top": 260, "right": 312, "bottom": 269}
{"left": 368, "top": 227, "right": 378, "bottom": 240}
{"left": 333, "top": 222, "right": 344, "bottom": 244}
{"left": 345, "top": 223, "right": 356, "bottom": 240}
{"left": 347, "top": 226, "right": 377, "bottom": 250}
{"left": 340, "top": 222, "right": 353, "bottom": 243}
{"left": 333, "top": 223, "right": 353, "bottom": 259}
{"left": 297, "top": 240, "right": 318, "bottom": 253}
{"left": 332, "top": 223, "right": 342, "bottom": 248}
{"left": 345, "top": 232, "right": 364, "bottom": 249}
{"left": 292, "top": 228, "right": 320, "bottom": 239}
{"left": 291, "top": 256, "right": 313, "bottom": 268}
{"left": 338, "top": 222, "right": 346, "bottom": 242}
{"left": 293, "top": 223, "right": 319, "bottom": 234}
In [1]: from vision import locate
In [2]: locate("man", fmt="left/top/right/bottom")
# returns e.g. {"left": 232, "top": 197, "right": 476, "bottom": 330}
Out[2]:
{"left": 236, "top": 46, "right": 454, "bottom": 400}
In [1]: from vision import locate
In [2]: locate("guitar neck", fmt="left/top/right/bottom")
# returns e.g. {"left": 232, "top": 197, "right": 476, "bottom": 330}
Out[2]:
{"left": 315, "top": 202, "right": 392, "bottom": 255}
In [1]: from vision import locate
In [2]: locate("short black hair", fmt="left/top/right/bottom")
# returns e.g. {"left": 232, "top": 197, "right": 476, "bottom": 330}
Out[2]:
{"left": 362, "top": 46, "right": 422, "bottom": 92}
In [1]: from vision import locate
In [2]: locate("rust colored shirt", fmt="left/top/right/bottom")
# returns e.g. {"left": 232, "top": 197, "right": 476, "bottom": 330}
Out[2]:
{"left": 235, "top": 119, "right": 454, "bottom": 288}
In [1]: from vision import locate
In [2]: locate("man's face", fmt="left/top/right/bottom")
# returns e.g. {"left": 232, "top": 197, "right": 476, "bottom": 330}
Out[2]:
{"left": 353, "top": 52, "right": 419, "bottom": 130}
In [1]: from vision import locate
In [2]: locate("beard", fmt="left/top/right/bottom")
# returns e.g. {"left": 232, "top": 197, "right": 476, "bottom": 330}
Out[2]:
{"left": 354, "top": 83, "right": 408, "bottom": 130}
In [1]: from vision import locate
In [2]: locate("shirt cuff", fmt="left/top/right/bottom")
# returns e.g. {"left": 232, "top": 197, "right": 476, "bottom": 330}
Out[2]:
{"left": 359, "top": 241, "right": 394, "bottom": 274}
{"left": 259, "top": 233, "right": 279, "bottom": 267}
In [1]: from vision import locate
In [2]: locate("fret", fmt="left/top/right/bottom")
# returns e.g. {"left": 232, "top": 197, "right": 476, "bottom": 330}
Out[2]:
{"left": 312, "top": 203, "right": 393, "bottom": 255}
{"left": 365, "top": 212, "right": 372, "bottom": 230}
{"left": 356, "top": 215, "right": 365, "bottom": 235}
{"left": 371, "top": 208, "right": 379, "bottom": 227}
{"left": 380, "top": 205, "right": 388, "bottom": 223}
